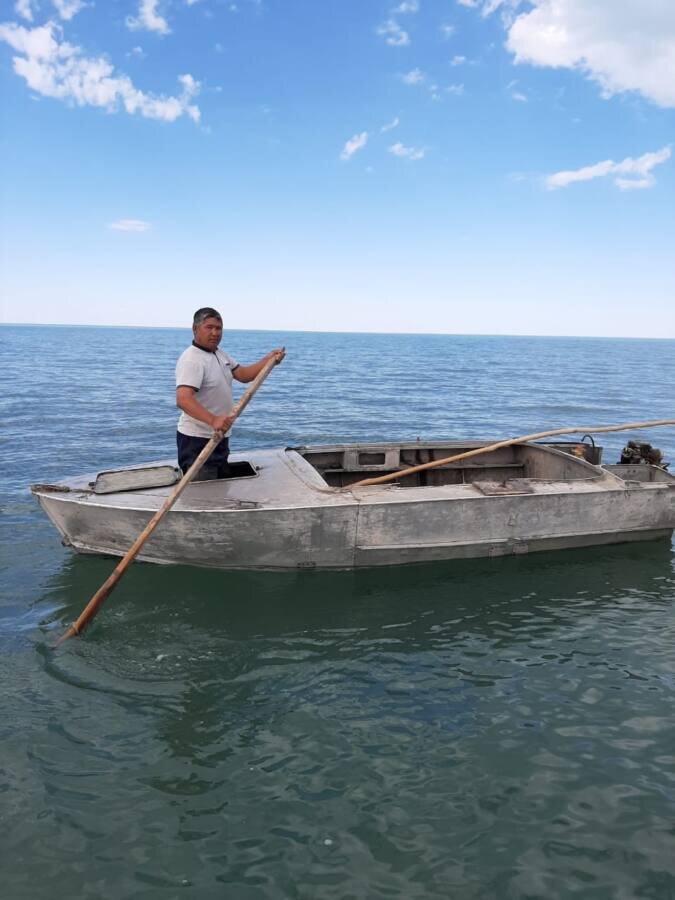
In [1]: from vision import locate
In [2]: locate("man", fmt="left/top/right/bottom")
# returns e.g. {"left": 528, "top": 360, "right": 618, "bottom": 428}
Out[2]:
{"left": 176, "top": 307, "right": 285, "bottom": 479}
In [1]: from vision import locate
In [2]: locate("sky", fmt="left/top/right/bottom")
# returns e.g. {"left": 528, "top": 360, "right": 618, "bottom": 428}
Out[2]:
{"left": 0, "top": 0, "right": 674, "bottom": 338}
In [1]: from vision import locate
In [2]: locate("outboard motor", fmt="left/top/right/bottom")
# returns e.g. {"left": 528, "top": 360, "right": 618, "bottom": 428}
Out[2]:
{"left": 619, "top": 440, "right": 669, "bottom": 470}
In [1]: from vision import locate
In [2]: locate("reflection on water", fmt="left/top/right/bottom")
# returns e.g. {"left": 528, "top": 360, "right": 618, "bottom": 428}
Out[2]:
{"left": 3, "top": 326, "right": 675, "bottom": 899}
{"left": 42, "top": 538, "right": 675, "bottom": 642}
{"left": 3, "top": 542, "right": 674, "bottom": 897}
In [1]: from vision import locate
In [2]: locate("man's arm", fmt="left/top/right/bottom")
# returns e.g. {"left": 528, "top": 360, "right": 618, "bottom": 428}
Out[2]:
{"left": 176, "top": 386, "right": 234, "bottom": 433}
{"left": 232, "top": 348, "right": 285, "bottom": 384}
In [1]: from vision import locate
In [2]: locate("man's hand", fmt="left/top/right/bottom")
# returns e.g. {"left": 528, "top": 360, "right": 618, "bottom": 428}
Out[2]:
{"left": 212, "top": 413, "right": 235, "bottom": 433}
{"left": 232, "top": 348, "right": 286, "bottom": 384}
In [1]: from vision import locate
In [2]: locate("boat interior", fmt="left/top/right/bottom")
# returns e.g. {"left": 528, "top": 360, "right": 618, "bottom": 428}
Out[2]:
{"left": 294, "top": 441, "right": 605, "bottom": 489}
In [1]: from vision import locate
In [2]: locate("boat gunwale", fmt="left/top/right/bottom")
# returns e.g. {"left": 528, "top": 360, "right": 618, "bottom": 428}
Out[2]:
{"left": 32, "top": 468, "right": 637, "bottom": 521}
{"left": 31, "top": 441, "right": 674, "bottom": 515}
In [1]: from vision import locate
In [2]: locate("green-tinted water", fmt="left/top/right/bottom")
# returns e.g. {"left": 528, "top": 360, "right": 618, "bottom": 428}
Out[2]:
{"left": 2, "top": 326, "right": 675, "bottom": 898}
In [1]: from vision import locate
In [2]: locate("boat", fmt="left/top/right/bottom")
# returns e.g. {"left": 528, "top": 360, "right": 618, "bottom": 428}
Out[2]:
{"left": 30, "top": 438, "right": 675, "bottom": 570}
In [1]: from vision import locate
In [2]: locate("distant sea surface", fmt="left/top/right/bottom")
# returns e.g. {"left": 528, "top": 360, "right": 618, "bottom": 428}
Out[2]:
{"left": 1, "top": 324, "right": 675, "bottom": 899}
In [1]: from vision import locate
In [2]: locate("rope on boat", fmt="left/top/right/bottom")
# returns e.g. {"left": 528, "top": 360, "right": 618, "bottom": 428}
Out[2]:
{"left": 347, "top": 418, "right": 675, "bottom": 489}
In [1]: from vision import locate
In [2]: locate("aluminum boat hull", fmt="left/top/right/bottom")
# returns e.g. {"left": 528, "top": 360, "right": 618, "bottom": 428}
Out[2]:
{"left": 31, "top": 441, "right": 675, "bottom": 570}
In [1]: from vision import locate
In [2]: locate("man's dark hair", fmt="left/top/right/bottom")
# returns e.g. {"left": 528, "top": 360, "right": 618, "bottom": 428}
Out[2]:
{"left": 193, "top": 307, "right": 222, "bottom": 327}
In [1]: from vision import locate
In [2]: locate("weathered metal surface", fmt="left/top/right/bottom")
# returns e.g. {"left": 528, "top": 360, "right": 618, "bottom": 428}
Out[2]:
{"left": 93, "top": 464, "right": 181, "bottom": 494}
{"left": 31, "top": 441, "right": 675, "bottom": 570}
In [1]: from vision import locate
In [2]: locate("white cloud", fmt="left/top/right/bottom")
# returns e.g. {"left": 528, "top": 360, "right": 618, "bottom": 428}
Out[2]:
{"left": 546, "top": 146, "right": 671, "bottom": 190}
{"left": 511, "top": 90, "right": 527, "bottom": 101}
{"left": 388, "top": 141, "right": 425, "bottom": 160}
{"left": 127, "top": 0, "right": 170, "bottom": 36}
{"left": 399, "top": 66, "right": 464, "bottom": 100}
{"left": 376, "top": 19, "right": 410, "bottom": 47}
{"left": 381, "top": 116, "right": 400, "bottom": 132}
{"left": 440, "top": 24, "right": 456, "bottom": 39}
{"left": 53, "top": 0, "right": 86, "bottom": 20}
{"left": 15, "top": 1, "right": 34, "bottom": 20}
{"left": 0, "top": 22, "right": 201, "bottom": 123}
{"left": 401, "top": 67, "right": 424, "bottom": 85}
{"left": 108, "top": 219, "right": 151, "bottom": 232}
{"left": 450, "top": 54, "right": 466, "bottom": 65}
{"left": 485, "top": 0, "right": 509, "bottom": 15}
{"left": 340, "top": 131, "right": 368, "bottom": 161}
{"left": 392, "top": 1, "right": 419, "bottom": 13}
{"left": 503, "top": 0, "right": 675, "bottom": 108}
{"left": 128, "top": 45, "right": 146, "bottom": 58}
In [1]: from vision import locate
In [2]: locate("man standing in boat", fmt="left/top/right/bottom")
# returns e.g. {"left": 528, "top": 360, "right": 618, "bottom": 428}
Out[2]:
{"left": 176, "top": 307, "right": 285, "bottom": 479}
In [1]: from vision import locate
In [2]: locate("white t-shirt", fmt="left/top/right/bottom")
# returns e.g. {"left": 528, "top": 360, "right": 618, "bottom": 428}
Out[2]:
{"left": 176, "top": 344, "right": 240, "bottom": 438}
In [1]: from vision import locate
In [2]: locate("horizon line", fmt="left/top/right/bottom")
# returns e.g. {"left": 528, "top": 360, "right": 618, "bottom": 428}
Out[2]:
{"left": 1, "top": 321, "right": 674, "bottom": 341}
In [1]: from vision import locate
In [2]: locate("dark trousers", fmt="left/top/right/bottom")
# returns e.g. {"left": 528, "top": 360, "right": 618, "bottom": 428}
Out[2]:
{"left": 177, "top": 431, "right": 230, "bottom": 480}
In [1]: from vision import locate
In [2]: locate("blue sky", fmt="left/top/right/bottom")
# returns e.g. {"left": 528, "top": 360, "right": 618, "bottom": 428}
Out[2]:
{"left": 1, "top": 0, "right": 673, "bottom": 337}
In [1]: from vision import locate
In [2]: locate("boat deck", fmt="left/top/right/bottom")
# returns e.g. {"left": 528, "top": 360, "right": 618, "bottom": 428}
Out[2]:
{"left": 34, "top": 441, "right": 654, "bottom": 514}
{"left": 31, "top": 440, "right": 675, "bottom": 570}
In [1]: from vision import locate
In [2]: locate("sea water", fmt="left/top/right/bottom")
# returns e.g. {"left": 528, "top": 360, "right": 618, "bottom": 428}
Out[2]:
{"left": 1, "top": 325, "right": 674, "bottom": 898}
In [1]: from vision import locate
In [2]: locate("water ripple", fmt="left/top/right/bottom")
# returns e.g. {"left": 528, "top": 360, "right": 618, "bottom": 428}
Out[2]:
{"left": 2, "top": 326, "right": 675, "bottom": 898}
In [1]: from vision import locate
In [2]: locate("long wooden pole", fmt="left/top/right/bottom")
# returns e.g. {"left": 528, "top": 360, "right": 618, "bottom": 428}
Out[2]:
{"left": 348, "top": 419, "right": 675, "bottom": 489}
{"left": 58, "top": 355, "right": 282, "bottom": 643}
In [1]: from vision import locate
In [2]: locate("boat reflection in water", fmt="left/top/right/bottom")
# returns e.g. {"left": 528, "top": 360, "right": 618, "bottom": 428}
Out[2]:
{"left": 40, "top": 537, "right": 675, "bottom": 647}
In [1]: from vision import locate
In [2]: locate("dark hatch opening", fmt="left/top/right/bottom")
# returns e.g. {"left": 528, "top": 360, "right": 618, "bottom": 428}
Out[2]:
{"left": 220, "top": 461, "right": 257, "bottom": 479}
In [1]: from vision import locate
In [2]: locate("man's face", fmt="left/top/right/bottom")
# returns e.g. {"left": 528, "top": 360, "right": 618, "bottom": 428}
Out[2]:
{"left": 194, "top": 316, "right": 223, "bottom": 351}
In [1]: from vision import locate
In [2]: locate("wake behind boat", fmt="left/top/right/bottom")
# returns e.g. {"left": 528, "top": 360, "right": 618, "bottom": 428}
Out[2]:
{"left": 31, "top": 438, "right": 675, "bottom": 570}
